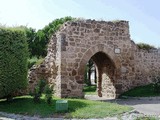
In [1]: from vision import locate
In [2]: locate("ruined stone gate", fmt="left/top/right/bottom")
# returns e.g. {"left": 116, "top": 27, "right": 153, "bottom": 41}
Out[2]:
{"left": 28, "top": 19, "right": 160, "bottom": 98}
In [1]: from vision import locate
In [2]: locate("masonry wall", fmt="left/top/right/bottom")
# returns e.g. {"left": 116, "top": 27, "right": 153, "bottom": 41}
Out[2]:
{"left": 28, "top": 35, "right": 58, "bottom": 92}
{"left": 28, "top": 19, "right": 160, "bottom": 98}
{"left": 56, "top": 20, "right": 135, "bottom": 98}
{"left": 134, "top": 49, "right": 160, "bottom": 86}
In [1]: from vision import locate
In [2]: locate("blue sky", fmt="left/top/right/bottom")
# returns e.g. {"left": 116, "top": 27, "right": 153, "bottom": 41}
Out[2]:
{"left": 0, "top": 0, "right": 160, "bottom": 47}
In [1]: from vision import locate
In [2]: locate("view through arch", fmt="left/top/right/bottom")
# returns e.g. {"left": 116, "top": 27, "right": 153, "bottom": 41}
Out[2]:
{"left": 83, "top": 52, "right": 116, "bottom": 99}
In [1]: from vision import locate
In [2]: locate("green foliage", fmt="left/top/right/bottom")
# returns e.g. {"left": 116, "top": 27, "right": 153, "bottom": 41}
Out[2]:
{"left": 31, "top": 30, "right": 47, "bottom": 57}
{"left": 28, "top": 56, "right": 44, "bottom": 68}
{"left": 0, "top": 26, "right": 36, "bottom": 57}
{"left": 30, "top": 79, "right": 54, "bottom": 104}
{"left": 84, "top": 66, "right": 89, "bottom": 85}
{"left": 38, "top": 79, "right": 46, "bottom": 94}
{"left": 31, "top": 79, "right": 46, "bottom": 103}
{"left": 83, "top": 85, "right": 97, "bottom": 95}
{"left": 44, "top": 85, "right": 54, "bottom": 104}
{"left": 28, "top": 56, "right": 37, "bottom": 68}
{"left": 0, "top": 95, "right": 132, "bottom": 118}
{"left": 24, "top": 27, "right": 36, "bottom": 57}
{"left": 43, "top": 16, "right": 75, "bottom": 40}
{"left": 120, "top": 83, "right": 160, "bottom": 97}
{"left": 137, "top": 43, "right": 155, "bottom": 51}
{"left": 37, "top": 16, "right": 74, "bottom": 57}
{"left": 84, "top": 60, "right": 94, "bottom": 86}
{"left": 27, "top": 16, "right": 74, "bottom": 58}
{"left": 153, "top": 76, "right": 160, "bottom": 93}
{"left": 32, "top": 86, "right": 41, "bottom": 103}
{"left": 1, "top": 17, "right": 75, "bottom": 72}
{"left": 0, "top": 27, "right": 28, "bottom": 99}
{"left": 121, "top": 75, "right": 160, "bottom": 97}
{"left": 136, "top": 116, "right": 157, "bottom": 120}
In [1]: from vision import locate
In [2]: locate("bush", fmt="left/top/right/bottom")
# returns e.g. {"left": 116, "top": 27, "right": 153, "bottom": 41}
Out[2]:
{"left": 44, "top": 85, "right": 54, "bottom": 104}
{"left": 153, "top": 76, "right": 160, "bottom": 93}
{"left": 137, "top": 43, "right": 155, "bottom": 51}
{"left": 0, "top": 27, "right": 28, "bottom": 100}
{"left": 31, "top": 79, "right": 46, "bottom": 103}
{"left": 30, "top": 79, "right": 54, "bottom": 104}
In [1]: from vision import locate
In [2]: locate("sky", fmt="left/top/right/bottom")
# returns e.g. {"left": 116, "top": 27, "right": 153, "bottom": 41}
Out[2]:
{"left": 0, "top": 0, "right": 160, "bottom": 47}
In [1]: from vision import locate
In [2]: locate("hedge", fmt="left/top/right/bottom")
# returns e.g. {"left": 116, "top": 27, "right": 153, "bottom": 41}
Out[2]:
{"left": 0, "top": 27, "right": 28, "bottom": 99}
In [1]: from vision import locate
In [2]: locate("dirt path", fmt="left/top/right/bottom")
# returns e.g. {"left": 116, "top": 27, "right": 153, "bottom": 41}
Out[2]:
{"left": 85, "top": 95, "right": 160, "bottom": 115}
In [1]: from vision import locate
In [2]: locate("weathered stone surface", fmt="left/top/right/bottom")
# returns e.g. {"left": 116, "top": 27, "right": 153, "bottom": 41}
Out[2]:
{"left": 28, "top": 19, "right": 160, "bottom": 99}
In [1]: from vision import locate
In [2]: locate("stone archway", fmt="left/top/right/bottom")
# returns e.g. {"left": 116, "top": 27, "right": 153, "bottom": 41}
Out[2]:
{"left": 78, "top": 44, "right": 121, "bottom": 98}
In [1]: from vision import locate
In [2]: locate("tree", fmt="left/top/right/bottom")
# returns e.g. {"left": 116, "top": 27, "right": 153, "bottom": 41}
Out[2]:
{"left": 25, "top": 27, "right": 36, "bottom": 57}
{"left": 29, "top": 16, "right": 75, "bottom": 58}
{"left": 31, "top": 30, "right": 47, "bottom": 57}
{"left": 85, "top": 59, "right": 95, "bottom": 86}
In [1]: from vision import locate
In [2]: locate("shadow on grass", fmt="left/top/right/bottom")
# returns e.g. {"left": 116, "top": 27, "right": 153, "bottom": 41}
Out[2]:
{"left": 0, "top": 96, "right": 89, "bottom": 118}
{"left": 68, "top": 99, "right": 88, "bottom": 112}
{"left": 0, "top": 97, "right": 56, "bottom": 117}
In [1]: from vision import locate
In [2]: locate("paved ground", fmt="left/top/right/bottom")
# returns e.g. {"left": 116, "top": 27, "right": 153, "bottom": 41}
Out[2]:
{"left": 113, "top": 98, "right": 160, "bottom": 115}
{"left": 85, "top": 95, "right": 160, "bottom": 116}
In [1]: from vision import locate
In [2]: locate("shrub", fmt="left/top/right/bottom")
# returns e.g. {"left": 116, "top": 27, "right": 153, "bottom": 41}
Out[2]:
{"left": 30, "top": 79, "right": 54, "bottom": 104}
{"left": 44, "top": 85, "right": 54, "bottom": 104}
{"left": 32, "top": 86, "right": 41, "bottom": 103}
{"left": 137, "top": 43, "right": 155, "bottom": 51}
{"left": 0, "top": 27, "right": 28, "bottom": 100}
{"left": 153, "top": 76, "right": 160, "bottom": 93}
{"left": 31, "top": 79, "right": 46, "bottom": 103}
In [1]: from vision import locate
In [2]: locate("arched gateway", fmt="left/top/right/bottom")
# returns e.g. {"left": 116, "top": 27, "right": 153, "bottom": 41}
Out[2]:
{"left": 28, "top": 19, "right": 160, "bottom": 98}
{"left": 77, "top": 44, "right": 121, "bottom": 98}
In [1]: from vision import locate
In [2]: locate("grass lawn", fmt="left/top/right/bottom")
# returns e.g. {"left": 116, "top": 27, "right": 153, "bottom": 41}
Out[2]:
{"left": 0, "top": 95, "right": 132, "bottom": 118}
{"left": 136, "top": 116, "right": 157, "bottom": 120}
{"left": 120, "top": 84, "right": 160, "bottom": 97}
{"left": 83, "top": 85, "right": 97, "bottom": 95}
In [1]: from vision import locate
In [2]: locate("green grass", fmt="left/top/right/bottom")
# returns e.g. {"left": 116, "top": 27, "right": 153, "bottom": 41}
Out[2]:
{"left": 136, "top": 116, "right": 157, "bottom": 120}
{"left": 0, "top": 95, "right": 132, "bottom": 118}
{"left": 83, "top": 85, "right": 97, "bottom": 95}
{"left": 120, "top": 84, "right": 160, "bottom": 97}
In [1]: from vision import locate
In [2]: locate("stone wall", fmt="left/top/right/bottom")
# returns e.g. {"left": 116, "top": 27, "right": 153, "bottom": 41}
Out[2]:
{"left": 28, "top": 35, "right": 58, "bottom": 93}
{"left": 134, "top": 48, "right": 160, "bottom": 86}
{"left": 28, "top": 19, "right": 160, "bottom": 98}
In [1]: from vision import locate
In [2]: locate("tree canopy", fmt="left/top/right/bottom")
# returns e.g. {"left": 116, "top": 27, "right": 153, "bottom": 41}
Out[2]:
{"left": 28, "top": 16, "right": 75, "bottom": 58}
